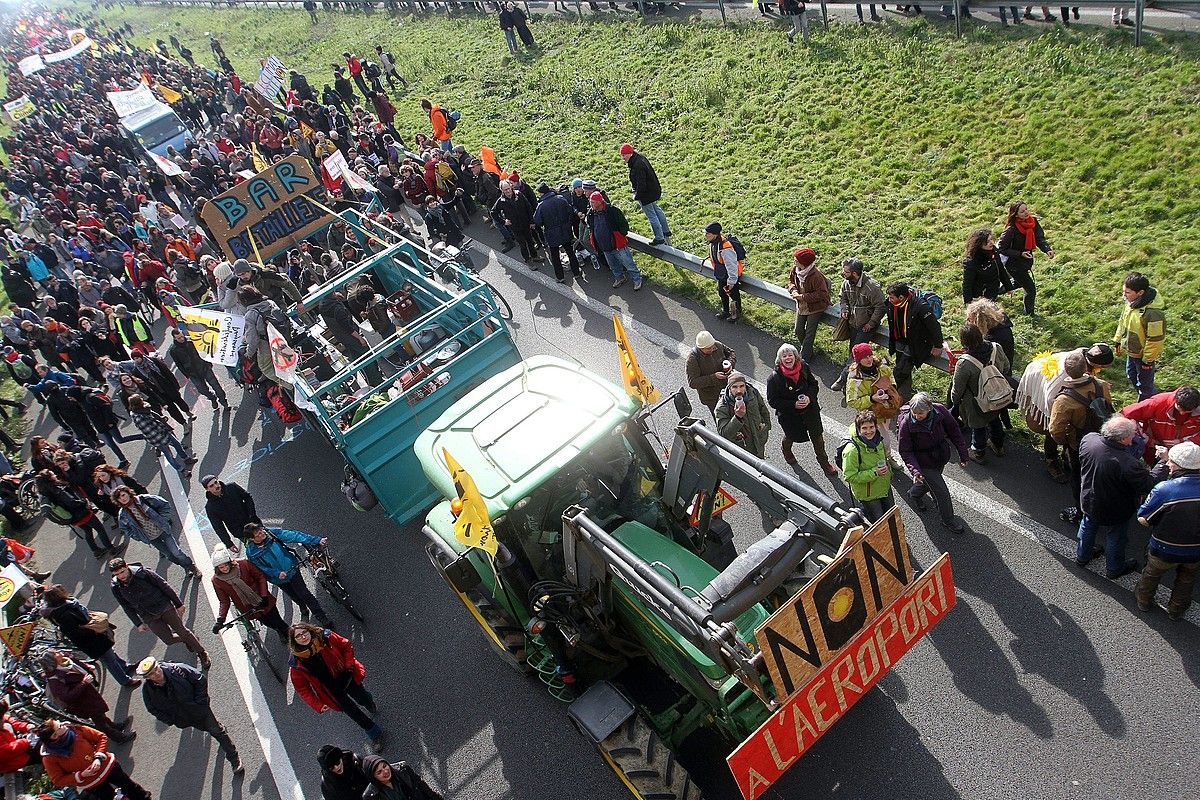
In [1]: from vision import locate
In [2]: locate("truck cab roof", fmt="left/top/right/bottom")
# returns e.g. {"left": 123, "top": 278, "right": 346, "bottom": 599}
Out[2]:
{"left": 416, "top": 355, "right": 639, "bottom": 517}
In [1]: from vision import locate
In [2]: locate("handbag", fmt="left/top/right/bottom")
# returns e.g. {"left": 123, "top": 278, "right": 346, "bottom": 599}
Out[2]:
{"left": 869, "top": 375, "right": 903, "bottom": 422}
{"left": 832, "top": 316, "right": 852, "bottom": 343}
{"left": 82, "top": 610, "right": 116, "bottom": 643}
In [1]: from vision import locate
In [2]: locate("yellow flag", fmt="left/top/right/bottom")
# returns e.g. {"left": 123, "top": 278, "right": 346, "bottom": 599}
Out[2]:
{"left": 158, "top": 84, "right": 182, "bottom": 104}
{"left": 443, "top": 448, "right": 498, "bottom": 556}
{"left": 299, "top": 120, "right": 316, "bottom": 140}
{"left": 613, "top": 314, "right": 661, "bottom": 405}
{"left": 250, "top": 142, "right": 268, "bottom": 172}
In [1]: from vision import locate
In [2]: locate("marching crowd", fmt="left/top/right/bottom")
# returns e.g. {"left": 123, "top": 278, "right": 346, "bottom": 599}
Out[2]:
{"left": 0, "top": 5, "right": 1191, "bottom": 799}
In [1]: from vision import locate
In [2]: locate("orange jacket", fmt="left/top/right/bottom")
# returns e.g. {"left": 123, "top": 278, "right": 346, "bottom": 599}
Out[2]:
{"left": 429, "top": 104, "right": 451, "bottom": 142}
{"left": 479, "top": 146, "right": 502, "bottom": 178}
{"left": 40, "top": 725, "right": 116, "bottom": 789}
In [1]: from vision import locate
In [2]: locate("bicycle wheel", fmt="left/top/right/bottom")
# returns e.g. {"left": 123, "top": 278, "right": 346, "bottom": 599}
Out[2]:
{"left": 245, "top": 623, "right": 284, "bottom": 684}
{"left": 481, "top": 280, "right": 513, "bottom": 321}
{"left": 320, "top": 576, "right": 365, "bottom": 622}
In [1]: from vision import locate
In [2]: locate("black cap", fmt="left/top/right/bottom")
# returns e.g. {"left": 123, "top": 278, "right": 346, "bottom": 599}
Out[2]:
{"left": 537, "top": 182, "right": 551, "bottom": 195}
{"left": 704, "top": 222, "right": 722, "bottom": 235}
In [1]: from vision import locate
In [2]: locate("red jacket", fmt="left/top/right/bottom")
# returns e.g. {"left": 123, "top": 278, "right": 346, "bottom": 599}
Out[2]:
{"left": 0, "top": 716, "right": 33, "bottom": 774}
{"left": 40, "top": 725, "right": 115, "bottom": 789}
{"left": 289, "top": 631, "right": 366, "bottom": 713}
{"left": 212, "top": 559, "right": 277, "bottom": 621}
{"left": 1122, "top": 389, "right": 1200, "bottom": 454}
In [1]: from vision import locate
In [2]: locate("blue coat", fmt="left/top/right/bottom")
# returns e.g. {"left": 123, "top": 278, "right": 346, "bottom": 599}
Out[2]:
{"left": 245, "top": 527, "right": 321, "bottom": 585}
{"left": 1138, "top": 471, "right": 1200, "bottom": 562}
{"left": 117, "top": 494, "right": 177, "bottom": 544}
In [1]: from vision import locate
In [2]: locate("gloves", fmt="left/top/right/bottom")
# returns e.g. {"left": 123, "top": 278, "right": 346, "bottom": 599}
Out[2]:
{"left": 212, "top": 620, "right": 224, "bottom": 634}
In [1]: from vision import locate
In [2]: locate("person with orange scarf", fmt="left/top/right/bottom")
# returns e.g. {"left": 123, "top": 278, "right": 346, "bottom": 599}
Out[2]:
{"left": 885, "top": 281, "right": 944, "bottom": 399}
{"left": 997, "top": 200, "right": 1054, "bottom": 316}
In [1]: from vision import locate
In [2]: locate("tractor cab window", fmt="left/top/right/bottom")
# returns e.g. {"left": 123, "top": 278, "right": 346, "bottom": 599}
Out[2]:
{"left": 503, "top": 428, "right": 668, "bottom": 580}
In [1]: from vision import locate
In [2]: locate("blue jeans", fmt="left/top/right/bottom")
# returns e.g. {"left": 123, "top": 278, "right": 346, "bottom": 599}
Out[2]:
{"left": 99, "top": 648, "right": 136, "bottom": 686}
{"left": 1126, "top": 357, "right": 1157, "bottom": 401}
{"left": 503, "top": 28, "right": 517, "bottom": 53}
{"left": 639, "top": 202, "right": 671, "bottom": 241}
{"left": 147, "top": 533, "right": 195, "bottom": 570}
{"left": 438, "top": 138, "right": 454, "bottom": 153}
{"left": 158, "top": 434, "right": 191, "bottom": 472}
{"left": 605, "top": 248, "right": 642, "bottom": 283}
{"left": 1076, "top": 515, "right": 1131, "bottom": 575}
{"left": 100, "top": 430, "right": 145, "bottom": 464}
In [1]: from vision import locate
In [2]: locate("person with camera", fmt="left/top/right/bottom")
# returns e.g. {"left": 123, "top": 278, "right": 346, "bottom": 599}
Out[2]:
{"left": 716, "top": 372, "right": 772, "bottom": 459}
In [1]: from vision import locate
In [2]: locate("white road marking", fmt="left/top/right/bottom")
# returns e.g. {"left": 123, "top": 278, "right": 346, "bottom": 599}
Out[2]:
{"left": 472, "top": 243, "right": 1198, "bottom": 623}
{"left": 162, "top": 462, "right": 307, "bottom": 800}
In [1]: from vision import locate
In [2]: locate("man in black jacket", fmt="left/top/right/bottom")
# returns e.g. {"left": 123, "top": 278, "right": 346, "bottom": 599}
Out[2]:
{"left": 138, "top": 657, "right": 242, "bottom": 774}
{"left": 1077, "top": 415, "right": 1154, "bottom": 579}
{"left": 130, "top": 350, "right": 194, "bottom": 423}
{"left": 885, "top": 282, "right": 944, "bottom": 399}
{"left": 318, "top": 292, "right": 383, "bottom": 387}
{"left": 109, "top": 559, "right": 210, "bottom": 670}
{"left": 168, "top": 328, "right": 228, "bottom": 409}
{"left": 619, "top": 143, "right": 672, "bottom": 245}
{"left": 203, "top": 475, "right": 261, "bottom": 550}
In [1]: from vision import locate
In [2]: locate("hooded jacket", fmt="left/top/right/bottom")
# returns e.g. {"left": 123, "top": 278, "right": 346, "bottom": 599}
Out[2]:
{"left": 39, "top": 597, "right": 117, "bottom": 659}
{"left": 1121, "top": 390, "right": 1200, "bottom": 450}
{"left": 319, "top": 745, "right": 370, "bottom": 800}
{"left": 715, "top": 375, "right": 771, "bottom": 458}
{"left": 685, "top": 341, "right": 735, "bottom": 410}
{"left": 533, "top": 192, "right": 575, "bottom": 248}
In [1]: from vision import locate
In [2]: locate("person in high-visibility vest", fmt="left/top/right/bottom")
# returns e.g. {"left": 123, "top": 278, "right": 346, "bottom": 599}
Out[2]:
{"left": 703, "top": 222, "right": 743, "bottom": 322}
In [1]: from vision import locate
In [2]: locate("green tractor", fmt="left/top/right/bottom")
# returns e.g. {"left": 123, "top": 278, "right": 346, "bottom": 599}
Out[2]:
{"left": 415, "top": 355, "right": 949, "bottom": 799}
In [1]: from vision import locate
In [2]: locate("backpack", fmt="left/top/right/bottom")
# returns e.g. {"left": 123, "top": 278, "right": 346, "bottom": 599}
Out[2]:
{"left": 1056, "top": 378, "right": 1114, "bottom": 437}
{"left": 439, "top": 107, "right": 460, "bottom": 132}
{"left": 239, "top": 354, "right": 263, "bottom": 386}
{"left": 726, "top": 234, "right": 747, "bottom": 262}
{"left": 77, "top": 448, "right": 106, "bottom": 476}
{"left": 364, "top": 62, "right": 381, "bottom": 79}
{"left": 912, "top": 287, "right": 943, "bottom": 319}
{"left": 835, "top": 437, "right": 860, "bottom": 469}
{"left": 266, "top": 384, "right": 302, "bottom": 425}
{"left": 961, "top": 344, "right": 1015, "bottom": 414}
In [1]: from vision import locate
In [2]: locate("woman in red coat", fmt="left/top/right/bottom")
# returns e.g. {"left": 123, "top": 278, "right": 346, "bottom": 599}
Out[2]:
{"left": 287, "top": 623, "right": 386, "bottom": 753}
{"left": 35, "top": 719, "right": 149, "bottom": 798}
{"left": 210, "top": 546, "right": 289, "bottom": 640}
{"left": 0, "top": 700, "right": 36, "bottom": 775}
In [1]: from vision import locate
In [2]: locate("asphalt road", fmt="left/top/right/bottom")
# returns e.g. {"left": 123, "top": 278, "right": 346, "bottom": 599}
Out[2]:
{"left": 20, "top": 218, "right": 1199, "bottom": 800}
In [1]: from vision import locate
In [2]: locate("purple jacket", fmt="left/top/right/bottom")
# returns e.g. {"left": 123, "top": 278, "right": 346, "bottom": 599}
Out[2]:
{"left": 897, "top": 403, "right": 968, "bottom": 480}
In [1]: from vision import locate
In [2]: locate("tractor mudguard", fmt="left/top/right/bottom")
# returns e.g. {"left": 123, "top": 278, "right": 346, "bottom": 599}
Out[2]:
{"left": 567, "top": 681, "right": 636, "bottom": 744}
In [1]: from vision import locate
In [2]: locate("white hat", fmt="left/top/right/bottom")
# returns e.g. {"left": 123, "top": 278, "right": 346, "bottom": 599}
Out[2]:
{"left": 1168, "top": 442, "right": 1200, "bottom": 470}
{"left": 696, "top": 331, "right": 715, "bottom": 349}
{"left": 211, "top": 546, "right": 235, "bottom": 569}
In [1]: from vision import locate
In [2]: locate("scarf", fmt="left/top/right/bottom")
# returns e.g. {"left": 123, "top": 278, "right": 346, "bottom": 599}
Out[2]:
{"left": 855, "top": 360, "right": 881, "bottom": 380}
{"left": 41, "top": 727, "right": 76, "bottom": 758}
{"left": 290, "top": 632, "right": 326, "bottom": 660}
{"left": 892, "top": 298, "right": 909, "bottom": 340}
{"left": 214, "top": 566, "right": 262, "bottom": 609}
{"left": 779, "top": 361, "right": 803, "bottom": 383}
{"left": 1015, "top": 215, "right": 1037, "bottom": 251}
{"left": 858, "top": 430, "right": 883, "bottom": 449}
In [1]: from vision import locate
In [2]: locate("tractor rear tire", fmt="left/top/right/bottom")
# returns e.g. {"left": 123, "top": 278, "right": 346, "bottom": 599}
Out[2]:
{"left": 425, "top": 543, "right": 530, "bottom": 674}
{"left": 598, "top": 714, "right": 703, "bottom": 800}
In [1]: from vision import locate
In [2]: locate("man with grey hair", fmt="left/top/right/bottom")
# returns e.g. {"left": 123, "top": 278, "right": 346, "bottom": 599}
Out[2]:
{"left": 1077, "top": 414, "right": 1154, "bottom": 578}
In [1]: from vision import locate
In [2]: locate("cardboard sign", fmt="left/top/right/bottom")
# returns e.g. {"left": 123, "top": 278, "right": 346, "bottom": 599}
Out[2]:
{"left": 2, "top": 95, "right": 35, "bottom": 124}
{"left": 179, "top": 306, "right": 246, "bottom": 367}
{"left": 728, "top": 553, "right": 955, "bottom": 800}
{"left": 755, "top": 507, "right": 913, "bottom": 699}
{"left": 0, "top": 622, "right": 36, "bottom": 657}
{"left": 199, "top": 155, "right": 332, "bottom": 262}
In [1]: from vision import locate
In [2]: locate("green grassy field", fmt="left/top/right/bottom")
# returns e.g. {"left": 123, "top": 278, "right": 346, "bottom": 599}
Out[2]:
{"left": 82, "top": 5, "right": 1200, "bottom": 399}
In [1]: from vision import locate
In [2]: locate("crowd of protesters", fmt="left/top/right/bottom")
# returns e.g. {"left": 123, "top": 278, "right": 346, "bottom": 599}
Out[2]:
{"left": 0, "top": 5, "right": 1192, "bottom": 798}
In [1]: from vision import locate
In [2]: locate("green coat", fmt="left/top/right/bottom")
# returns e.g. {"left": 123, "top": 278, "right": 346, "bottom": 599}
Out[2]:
{"left": 840, "top": 426, "right": 893, "bottom": 501}
{"left": 950, "top": 342, "right": 1010, "bottom": 430}
{"left": 715, "top": 384, "right": 772, "bottom": 458}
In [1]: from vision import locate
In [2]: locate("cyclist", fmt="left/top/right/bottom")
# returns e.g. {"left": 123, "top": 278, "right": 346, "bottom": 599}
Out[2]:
{"left": 210, "top": 546, "right": 289, "bottom": 642}
{"left": 243, "top": 524, "right": 334, "bottom": 628}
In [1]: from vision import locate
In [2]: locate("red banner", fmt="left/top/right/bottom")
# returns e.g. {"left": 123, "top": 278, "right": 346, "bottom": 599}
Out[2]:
{"left": 727, "top": 554, "right": 956, "bottom": 800}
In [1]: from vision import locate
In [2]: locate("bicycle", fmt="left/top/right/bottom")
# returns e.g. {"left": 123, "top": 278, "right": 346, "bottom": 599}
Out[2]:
{"left": 429, "top": 237, "right": 514, "bottom": 322}
{"left": 297, "top": 544, "right": 365, "bottom": 623}
{"left": 0, "top": 661, "right": 97, "bottom": 726}
{"left": 218, "top": 610, "right": 284, "bottom": 684}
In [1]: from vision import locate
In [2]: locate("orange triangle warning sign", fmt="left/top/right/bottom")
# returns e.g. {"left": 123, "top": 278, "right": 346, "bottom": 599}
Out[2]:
{"left": 0, "top": 622, "right": 36, "bottom": 657}
{"left": 687, "top": 488, "right": 738, "bottom": 527}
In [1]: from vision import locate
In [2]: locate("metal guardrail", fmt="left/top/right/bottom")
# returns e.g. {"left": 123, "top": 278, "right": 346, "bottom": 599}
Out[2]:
{"left": 130, "top": 0, "right": 1200, "bottom": 46}
{"left": 625, "top": 233, "right": 952, "bottom": 372}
